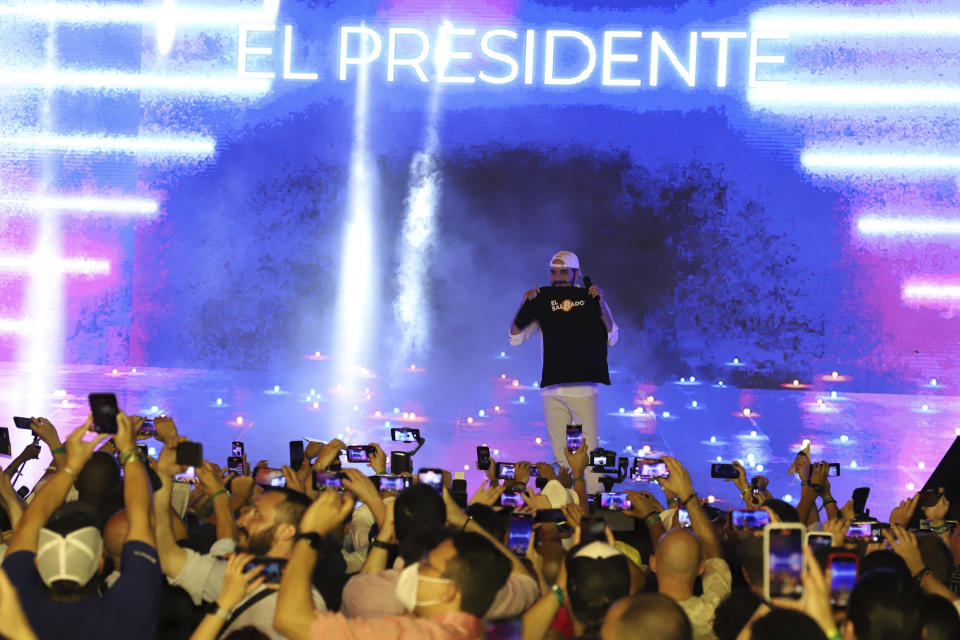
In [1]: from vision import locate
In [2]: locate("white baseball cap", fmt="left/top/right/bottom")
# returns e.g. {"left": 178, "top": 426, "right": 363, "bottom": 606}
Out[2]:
{"left": 37, "top": 526, "right": 103, "bottom": 587}
{"left": 549, "top": 251, "right": 580, "bottom": 270}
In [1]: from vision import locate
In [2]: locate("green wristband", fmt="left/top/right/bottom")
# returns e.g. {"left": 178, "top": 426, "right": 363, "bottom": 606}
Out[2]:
{"left": 210, "top": 489, "right": 228, "bottom": 501}
{"left": 551, "top": 584, "right": 564, "bottom": 606}
{"left": 573, "top": 476, "right": 586, "bottom": 484}
{"left": 52, "top": 446, "right": 66, "bottom": 455}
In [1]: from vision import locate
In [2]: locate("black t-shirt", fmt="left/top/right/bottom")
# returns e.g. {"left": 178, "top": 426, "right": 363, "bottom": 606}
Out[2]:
{"left": 513, "top": 286, "right": 610, "bottom": 388}
{"left": 3, "top": 540, "right": 162, "bottom": 640}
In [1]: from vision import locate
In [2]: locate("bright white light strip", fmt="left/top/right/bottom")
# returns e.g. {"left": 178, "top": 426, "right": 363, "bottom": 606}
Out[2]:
{"left": 802, "top": 151, "right": 960, "bottom": 173}
{"left": 0, "top": 1, "right": 278, "bottom": 25}
{"left": 903, "top": 282, "right": 960, "bottom": 301}
{"left": 0, "top": 70, "right": 271, "bottom": 94}
{"left": 0, "top": 195, "right": 159, "bottom": 215}
{"left": 857, "top": 216, "right": 960, "bottom": 236}
{"left": 0, "top": 318, "right": 27, "bottom": 333}
{"left": 750, "top": 85, "right": 960, "bottom": 106}
{"left": 0, "top": 134, "right": 215, "bottom": 157}
{"left": 752, "top": 12, "right": 960, "bottom": 35}
{"left": 0, "top": 256, "right": 110, "bottom": 275}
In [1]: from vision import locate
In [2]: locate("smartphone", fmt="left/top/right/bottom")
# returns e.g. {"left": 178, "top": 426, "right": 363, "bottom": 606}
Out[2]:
{"left": 677, "top": 508, "right": 690, "bottom": 527}
{"left": 764, "top": 523, "right": 805, "bottom": 600}
{"left": 566, "top": 424, "right": 583, "bottom": 453}
{"left": 452, "top": 477, "right": 468, "bottom": 508}
{"left": 828, "top": 552, "right": 859, "bottom": 608}
{"left": 827, "top": 463, "right": 840, "bottom": 477}
{"left": 289, "top": 441, "right": 305, "bottom": 471}
{"left": 138, "top": 418, "right": 157, "bottom": 437}
{"left": 418, "top": 468, "right": 444, "bottom": 493}
{"left": 870, "top": 522, "right": 890, "bottom": 543}
{"left": 497, "top": 462, "right": 516, "bottom": 480}
{"left": 845, "top": 521, "right": 872, "bottom": 540}
{"left": 174, "top": 467, "right": 197, "bottom": 484}
{"left": 88, "top": 393, "right": 119, "bottom": 434}
{"left": 500, "top": 490, "right": 524, "bottom": 508}
{"left": 580, "top": 515, "right": 607, "bottom": 544}
{"left": 633, "top": 458, "right": 670, "bottom": 482}
{"left": 313, "top": 470, "right": 343, "bottom": 490}
{"left": 711, "top": 463, "right": 740, "bottom": 479}
{"left": 346, "top": 445, "right": 373, "bottom": 463}
{"left": 0, "top": 427, "right": 10, "bottom": 456}
{"left": 591, "top": 451, "right": 614, "bottom": 468}
{"left": 12, "top": 417, "right": 32, "bottom": 430}
{"left": 377, "top": 474, "right": 406, "bottom": 492}
{"left": 477, "top": 446, "right": 491, "bottom": 471}
{"left": 507, "top": 514, "right": 533, "bottom": 555}
{"left": 255, "top": 467, "right": 287, "bottom": 488}
{"left": 600, "top": 492, "right": 632, "bottom": 510}
{"left": 852, "top": 487, "right": 869, "bottom": 517}
{"left": 244, "top": 557, "right": 287, "bottom": 584}
{"left": 729, "top": 509, "right": 770, "bottom": 531}
{"left": 391, "top": 450, "right": 412, "bottom": 474}
{"left": 227, "top": 456, "right": 244, "bottom": 475}
{"left": 806, "top": 531, "right": 834, "bottom": 551}
{"left": 918, "top": 490, "right": 943, "bottom": 508}
{"left": 231, "top": 441, "right": 245, "bottom": 458}
{"left": 391, "top": 427, "right": 421, "bottom": 443}
{"left": 136, "top": 444, "right": 149, "bottom": 459}
{"left": 176, "top": 441, "right": 203, "bottom": 468}
{"left": 534, "top": 509, "right": 567, "bottom": 525}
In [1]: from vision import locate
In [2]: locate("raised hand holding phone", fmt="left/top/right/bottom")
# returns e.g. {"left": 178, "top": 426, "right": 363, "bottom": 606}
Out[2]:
{"left": 217, "top": 553, "right": 266, "bottom": 612}
{"left": 770, "top": 546, "right": 840, "bottom": 638}
{"left": 65, "top": 416, "right": 111, "bottom": 474}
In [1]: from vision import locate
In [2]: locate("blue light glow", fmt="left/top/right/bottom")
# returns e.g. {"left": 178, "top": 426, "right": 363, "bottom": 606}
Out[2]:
{"left": 0, "top": 196, "right": 159, "bottom": 216}
{"left": 0, "top": 134, "right": 215, "bottom": 157}
{"left": 857, "top": 216, "right": 960, "bottom": 237}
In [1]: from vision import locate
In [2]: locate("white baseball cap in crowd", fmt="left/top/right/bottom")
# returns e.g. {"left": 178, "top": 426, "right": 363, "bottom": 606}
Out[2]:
{"left": 541, "top": 478, "right": 580, "bottom": 508}
{"left": 549, "top": 251, "right": 580, "bottom": 270}
{"left": 37, "top": 525, "right": 104, "bottom": 587}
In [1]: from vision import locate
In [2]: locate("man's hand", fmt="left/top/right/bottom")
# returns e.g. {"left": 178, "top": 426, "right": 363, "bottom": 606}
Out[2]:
{"left": 64, "top": 416, "right": 110, "bottom": 473}
{"left": 197, "top": 461, "right": 227, "bottom": 497}
{"left": 469, "top": 480, "right": 505, "bottom": 507}
{"left": 484, "top": 458, "right": 499, "bottom": 486}
{"left": 587, "top": 285, "right": 603, "bottom": 302}
{"left": 155, "top": 436, "right": 190, "bottom": 479}
{"left": 809, "top": 462, "right": 828, "bottom": 492}
{"left": 153, "top": 416, "right": 178, "bottom": 444}
{"left": 626, "top": 490, "right": 664, "bottom": 519}
{"left": 341, "top": 469, "right": 381, "bottom": 506}
{"left": 367, "top": 443, "right": 387, "bottom": 474}
{"left": 217, "top": 553, "right": 266, "bottom": 612}
{"left": 311, "top": 439, "right": 345, "bottom": 471}
{"left": 113, "top": 411, "right": 137, "bottom": 453}
{"left": 890, "top": 495, "right": 920, "bottom": 528}
{"left": 515, "top": 462, "right": 532, "bottom": 487}
{"left": 521, "top": 488, "right": 552, "bottom": 513}
{"left": 535, "top": 463, "right": 557, "bottom": 481}
{"left": 523, "top": 288, "right": 540, "bottom": 301}
{"left": 794, "top": 450, "right": 811, "bottom": 483}
{"left": 300, "top": 490, "right": 355, "bottom": 536}
{"left": 442, "top": 487, "right": 468, "bottom": 528}
{"left": 821, "top": 517, "right": 850, "bottom": 542}
{"left": 658, "top": 456, "right": 694, "bottom": 500}
{"left": 564, "top": 441, "right": 589, "bottom": 478}
{"left": 922, "top": 487, "right": 950, "bottom": 525}
{"left": 771, "top": 546, "right": 838, "bottom": 638}
{"left": 561, "top": 503, "right": 585, "bottom": 529}
{"left": 730, "top": 460, "right": 750, "bottom": 493}
{"left": 28, "top": 418, "right": 60, "bottom": 448}
{"left": 883, "top": 525, "right": 925, "bottom": 574}
{"left": 0, "top": 569, "right": 37, "bottom": 640}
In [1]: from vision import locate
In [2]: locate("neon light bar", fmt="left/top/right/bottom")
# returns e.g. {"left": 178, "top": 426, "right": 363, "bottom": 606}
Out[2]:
{"left": 802, "top": 151, "right": 960, "bottom": 173}
{"left": 0, "top": 256, "right": 110, "bottom": 275}
{"left": 0, "top": 0, "right": 278, "bottom": 25}
{"left": 902, "top": 282, "right": 960, "bottom": 302}
{"left": 857, "top": 216, "right": 960, "bottom": 236}
{"left": 751, "top": 12, "right": 960, "bottom": 35}
{"left": 750, "top": 85, "right": 960, "bottom": 106}
{"left": 0, "top": 318, "right": 26, "bottom": 334}
{"left": 0, "top": 70, "right": 271, "bottom": 94}
{"left": 0, "top": 134, "right": 215, "bottom": 157}
{"left": 0, "top": 196, "right": 159, "bottom": 216}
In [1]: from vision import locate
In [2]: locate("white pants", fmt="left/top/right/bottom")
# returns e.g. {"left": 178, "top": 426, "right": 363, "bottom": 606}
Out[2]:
{"left": 541, "top": 392, "right": 602, "bottom": 493}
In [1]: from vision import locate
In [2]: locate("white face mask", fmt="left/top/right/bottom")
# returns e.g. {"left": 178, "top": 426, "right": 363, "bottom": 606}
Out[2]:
{"left": 394, "top": 562, "right": 455, "bottom": 612}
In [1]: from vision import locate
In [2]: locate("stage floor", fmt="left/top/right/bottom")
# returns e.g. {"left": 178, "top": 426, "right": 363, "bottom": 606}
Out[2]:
{"left": 1, "top": 359, "right": 955, "bottom": 521}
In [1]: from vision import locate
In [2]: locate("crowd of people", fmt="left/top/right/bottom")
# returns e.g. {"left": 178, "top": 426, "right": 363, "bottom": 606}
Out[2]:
{"left": 0, "top": 407, "right": 958, "bottom": 640}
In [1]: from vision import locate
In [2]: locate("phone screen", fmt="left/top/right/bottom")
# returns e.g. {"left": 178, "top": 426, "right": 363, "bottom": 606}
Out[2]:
{"left": 600, "top": 492, "right": 632, "bottom": 510}
{"left": 289, "top": 441, "right": 305, "bottom": 470}
{"left": 12, "top": 417, "right": 33, "bottom": 430}
{"left": 255, "top": 467, "right": 286, "bottom": 488}
{"left": 500, "top": 491, "right": 524, "bottom": 508}
{"left": 476, "top": 446, "right": 491, "bottom": 471}
{"left": 313, "top": 470, "right": 342, "bottom": 489}
{"left": 138, "top": 419, "right": 157, "bottom": 436}
{"left": 730, "top": 509, "right": 770, "bottom": 530}
{"left": 346, "top": 446, "right": 370, "bottom": 463}
{"left": 633, "top": 458, "right": 669, "bottom": 481}
{"left": 377, "top": 475, "right": 405, "bottom": 492}
{"left": 227, "top": 456, "right": 244, "bottom": 475}
{"left": 829, "top": 555, "right": 858, "bottom": 608}
{"left": 845, "top": 522, "right": 872, "bottom": 539}
{"left": 232, "top": 441, "right": 244, "bottom": 458}
{"left": 806, "top": 533, "right": 833, "bottom": 551}
{"left": 174, "top": 467, "right": 197, "bottom": 484}
{"left": 711, "top": 463, "right": 740, "bottom": 479}
{"left": 391, "top": 427, "right": 420, "bottom": 443}
{"left": 767, "top": 527, "right": 804, "bottom": 599}
{"left": 827, "top": 463, "right": 840, "bottom": 477}
{"left": 677, "top": 508, "right": 690, "bottom": 526}
{"left": 88, "top": 393, "right": 119, "bottom": 434}
{"left": 0, "top": 427, "right": 11, "bottom": 456}
{"left": 566, "top": 425, "right": 582, "bottom": 453}
{"left": 497, "top": 463, "right": 516, "bottom": 479}
{"left": 507, "top": 515, "right": 533, "bottom": 555}
{"left": 244, "top": 558, "right": 287, "bottom": 584}
{"left": 418, "top": 469, "right": 443, "bottom": 493}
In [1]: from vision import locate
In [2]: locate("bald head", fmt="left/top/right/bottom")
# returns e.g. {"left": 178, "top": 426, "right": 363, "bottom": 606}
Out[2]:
{"left": 654, "top": 529, "right": 703, "bottom": 579}
{"left": 103, "top": 510, "right": 129, "bottom": 566}
{"left": 602, "top": 594, "right": 693, "bottom": 640}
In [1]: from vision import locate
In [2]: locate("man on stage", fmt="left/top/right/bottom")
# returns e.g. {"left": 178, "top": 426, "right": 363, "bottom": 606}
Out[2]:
{"left": 509, "top": 251, "right": 618, "bottom": 490}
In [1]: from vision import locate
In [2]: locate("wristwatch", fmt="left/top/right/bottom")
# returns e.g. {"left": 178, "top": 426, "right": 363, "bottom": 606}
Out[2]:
{"left": 294, "top": 532, "right": 325, "bottom": 553}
